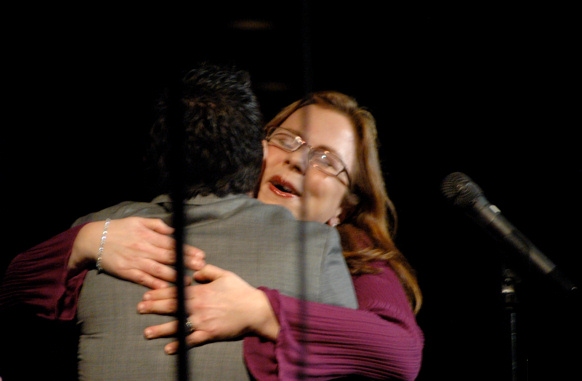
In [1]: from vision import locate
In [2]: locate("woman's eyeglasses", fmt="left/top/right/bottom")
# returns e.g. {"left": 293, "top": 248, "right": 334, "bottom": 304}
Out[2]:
{"left": 267, "top": 127, "right": 351, "bottom": 187}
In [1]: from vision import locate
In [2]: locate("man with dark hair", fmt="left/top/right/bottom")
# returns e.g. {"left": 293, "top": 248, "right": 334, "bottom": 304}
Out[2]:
{"left": 73, "top": 62, "right": 357, "bottom": 380}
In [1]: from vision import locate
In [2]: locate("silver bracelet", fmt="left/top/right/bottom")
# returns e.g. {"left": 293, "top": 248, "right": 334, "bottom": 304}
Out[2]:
{"left": 96, "top": 218, "right": 111, "bottom": 273}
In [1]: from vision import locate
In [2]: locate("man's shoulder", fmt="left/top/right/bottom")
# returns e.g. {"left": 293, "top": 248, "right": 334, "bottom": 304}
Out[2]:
{"left": 238, "top": 199, "right": 335, "bottom": 230}
{"left": 72, "top": 201, "right": 168, "bottom": 226}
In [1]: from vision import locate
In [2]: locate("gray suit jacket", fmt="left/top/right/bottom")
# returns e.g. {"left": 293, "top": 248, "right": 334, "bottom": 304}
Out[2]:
{"left": 75, "top": 194, "right": 357, "bottom": 380}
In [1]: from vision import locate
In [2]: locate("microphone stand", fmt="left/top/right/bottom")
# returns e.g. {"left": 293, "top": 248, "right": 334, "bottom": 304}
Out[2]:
{"left": 167, "top": 73, "right": 189, "bottom": 381}
{"left": 501, "top": 264, "right": 525, "bottom": 381}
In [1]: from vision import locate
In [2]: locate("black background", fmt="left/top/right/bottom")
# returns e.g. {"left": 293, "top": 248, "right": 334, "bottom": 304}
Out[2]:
{"left": 3, "top": 2, "right": 580, "bottom": 380}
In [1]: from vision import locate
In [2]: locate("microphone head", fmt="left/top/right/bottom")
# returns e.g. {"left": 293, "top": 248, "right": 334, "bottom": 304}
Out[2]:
{"left": 441, "top": 172, "right": 484, "bottom": 208}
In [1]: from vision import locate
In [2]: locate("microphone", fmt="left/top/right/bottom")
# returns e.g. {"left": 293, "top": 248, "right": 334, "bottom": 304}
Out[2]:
{"left": 441, "top": 171, "right": 577, "bottom": 294}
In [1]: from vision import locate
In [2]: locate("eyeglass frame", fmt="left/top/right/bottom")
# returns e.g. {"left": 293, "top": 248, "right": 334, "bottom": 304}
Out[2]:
{"left": 266, "top": 127, "right": 351, "bottom": 187}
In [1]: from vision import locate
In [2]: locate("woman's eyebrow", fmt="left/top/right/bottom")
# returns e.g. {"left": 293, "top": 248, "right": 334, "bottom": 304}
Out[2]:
{"left": 277, "top": 126, "right": 344, "bottom": 157}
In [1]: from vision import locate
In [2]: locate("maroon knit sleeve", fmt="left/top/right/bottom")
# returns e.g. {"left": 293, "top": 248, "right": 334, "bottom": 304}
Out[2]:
{"left": 244, "top": 263, "right": 424, "bottom": 380}
{"left": 0, "top": 223, "right": 89, "bottom": 321}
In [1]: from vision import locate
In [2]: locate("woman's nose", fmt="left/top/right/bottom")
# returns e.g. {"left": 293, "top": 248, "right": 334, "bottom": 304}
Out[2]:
{"left": 285, "top": 146, "right": 310, "bottom": 174}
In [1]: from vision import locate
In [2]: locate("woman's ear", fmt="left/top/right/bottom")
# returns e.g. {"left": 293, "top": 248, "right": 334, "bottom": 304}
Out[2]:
{"left": 327, "top": 213, "right": 341, "bottom": 227}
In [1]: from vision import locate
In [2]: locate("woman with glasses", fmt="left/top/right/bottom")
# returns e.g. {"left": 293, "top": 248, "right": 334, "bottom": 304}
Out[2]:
{"left": 147, "top": 90, "right": 423, "bottom": 380}
{"left": 1, "top": 91, "right": 424, "bottom": 380}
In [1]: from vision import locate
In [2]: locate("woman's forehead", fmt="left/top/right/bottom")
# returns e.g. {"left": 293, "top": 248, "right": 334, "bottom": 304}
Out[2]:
{"left": 282, "top": 105, "right": 352, "bottom": 135}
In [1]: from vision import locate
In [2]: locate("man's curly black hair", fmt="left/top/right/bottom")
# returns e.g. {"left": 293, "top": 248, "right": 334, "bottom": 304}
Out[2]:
{"left": 147, "top": 62, "right": 265, "bottom": 198}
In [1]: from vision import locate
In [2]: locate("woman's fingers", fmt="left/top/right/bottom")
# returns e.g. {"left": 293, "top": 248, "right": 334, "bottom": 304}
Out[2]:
{"left": 143, "top": 318, "right": 214, "bottom": 355}
{"left": 192, "top": 264, "right": 228, "bottom": 283}
{"left": 138, "top": 288, "right": 179, "bottom": 314}
{"left": 91, "top": 217, "right": 207, "bottom": 289}
{"left": 143, "top": 320, "right": 178, "bottom": 339}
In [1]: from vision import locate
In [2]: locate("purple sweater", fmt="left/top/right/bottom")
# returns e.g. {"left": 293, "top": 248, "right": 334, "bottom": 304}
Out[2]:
{"left": 245, "top": 260, "right": 424, "bottom": 380}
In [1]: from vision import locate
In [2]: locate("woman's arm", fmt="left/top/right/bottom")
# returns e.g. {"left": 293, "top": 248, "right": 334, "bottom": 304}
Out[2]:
{"left": 246, "top": 263, "right": 424, "bottom": 381}
{"left": 70, "top": 217, "right": 204, "bottom": 289}
{"left": 0, "top": 217, "right": 204, "bottom": 321}
{"left": 0, "top": 224, "right": 88, "bottom": 320}
{"left": 139, "top": 261, "right": 424, "bottom": 381}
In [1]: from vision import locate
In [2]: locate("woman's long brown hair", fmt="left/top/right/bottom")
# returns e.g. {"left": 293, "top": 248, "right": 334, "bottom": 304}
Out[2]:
{"left": 265, "top": 90, "right": 422, "bottom": 315}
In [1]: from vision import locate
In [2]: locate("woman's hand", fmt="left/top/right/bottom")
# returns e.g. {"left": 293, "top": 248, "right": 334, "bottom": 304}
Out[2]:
{"left": 69, "top": 216, "right": 206, "bottom": 289}
{"left": 138, "top": 264, "right": 280, "bottom": 354}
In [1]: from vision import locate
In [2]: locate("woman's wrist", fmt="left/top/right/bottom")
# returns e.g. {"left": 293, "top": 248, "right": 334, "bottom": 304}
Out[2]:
{"left": 69, "top": 221, "right": 102, "bottom": 271}
{"left": 251, "top": 289, "right": 280, "bottom": 341}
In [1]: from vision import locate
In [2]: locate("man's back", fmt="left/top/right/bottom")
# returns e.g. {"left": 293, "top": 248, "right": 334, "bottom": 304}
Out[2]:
{"left": 75, "top": 194, "right": 357, "bottom": 380}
